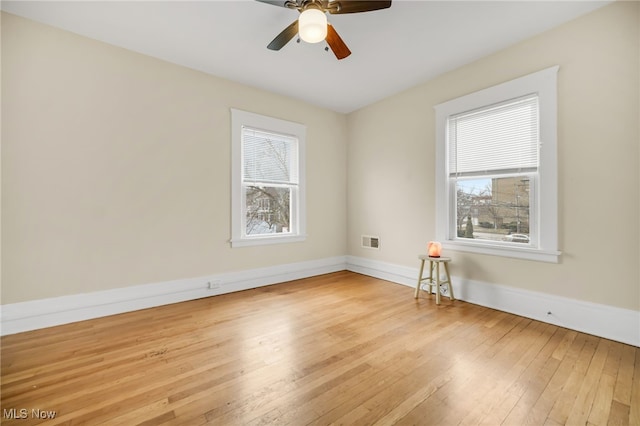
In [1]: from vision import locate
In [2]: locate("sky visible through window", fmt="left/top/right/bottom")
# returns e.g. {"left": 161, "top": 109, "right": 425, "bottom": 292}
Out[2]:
{"left": 457, "top": 178, "right": 490, "bottom": 194}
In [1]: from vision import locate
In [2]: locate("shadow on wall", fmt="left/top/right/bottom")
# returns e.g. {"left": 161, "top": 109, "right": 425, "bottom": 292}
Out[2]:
{"left": 450, "top": 255, "right": 489, "bottom": 301}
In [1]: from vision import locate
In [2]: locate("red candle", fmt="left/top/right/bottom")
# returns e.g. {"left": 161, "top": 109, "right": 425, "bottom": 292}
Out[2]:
{"left": 428, "top": 241, "right": 442, "bottom": 257}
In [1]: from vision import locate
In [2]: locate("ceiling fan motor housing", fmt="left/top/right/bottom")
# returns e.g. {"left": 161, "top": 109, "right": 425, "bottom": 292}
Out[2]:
{"left": 284, "top": 1, "right": 338, "bottom": 13}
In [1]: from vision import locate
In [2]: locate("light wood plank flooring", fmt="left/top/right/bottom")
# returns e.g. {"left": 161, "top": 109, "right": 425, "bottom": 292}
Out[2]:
{"left": 1, "top": 271, "right": 638, "bottom": 425}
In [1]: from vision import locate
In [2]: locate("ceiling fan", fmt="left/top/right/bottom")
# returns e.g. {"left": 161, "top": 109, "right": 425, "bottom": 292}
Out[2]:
{"left": 256, "top": 0, "right": 392, "bottom": 60}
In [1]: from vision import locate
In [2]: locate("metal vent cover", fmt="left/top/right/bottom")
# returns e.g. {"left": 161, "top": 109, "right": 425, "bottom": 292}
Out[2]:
{"left": 362, "top": 235, "right": 380, "bottom": 249}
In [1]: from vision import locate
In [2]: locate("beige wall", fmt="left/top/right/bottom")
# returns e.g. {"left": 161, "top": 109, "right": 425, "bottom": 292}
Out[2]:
{"left": 347, "top": 1, "right": 640, "bottom": 311}
{"left": 1, "top": 12, "right": 348, "bottom": 303}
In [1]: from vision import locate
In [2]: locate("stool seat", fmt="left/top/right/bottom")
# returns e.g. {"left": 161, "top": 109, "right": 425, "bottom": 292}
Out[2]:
{"left": 414, "top": 255, "right": 455, "bottom": 305}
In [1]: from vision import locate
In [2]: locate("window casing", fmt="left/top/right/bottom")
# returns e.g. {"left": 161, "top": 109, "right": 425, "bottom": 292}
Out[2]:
{"left": 231, "top": 109, "right": 306, "bottom": 247}
{"left": 434, "top": 66, "right": 560, "bottom": 262}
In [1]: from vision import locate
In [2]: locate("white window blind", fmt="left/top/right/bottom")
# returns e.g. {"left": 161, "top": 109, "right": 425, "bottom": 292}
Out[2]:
{"left": 242, "top": 127, "right": 298, "bottom": 185}
{"left": 448, "top": 95, "right": 539, "bottom": 177}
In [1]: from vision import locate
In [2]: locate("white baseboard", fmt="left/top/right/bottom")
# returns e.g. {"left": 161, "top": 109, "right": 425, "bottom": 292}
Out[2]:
{"left": 0, "top": 256, "right": 348, "bottom": 336}
{"left": 3, "top": 255, "right": 638, "bottom": 347}
{"left": 346, "top": 256, "right": 640, "bottom": 347}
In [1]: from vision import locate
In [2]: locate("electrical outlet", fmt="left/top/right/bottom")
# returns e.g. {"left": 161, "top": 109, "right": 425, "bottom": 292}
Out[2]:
{"left": 208, "top": 280, "right": 222, "bottom": 290}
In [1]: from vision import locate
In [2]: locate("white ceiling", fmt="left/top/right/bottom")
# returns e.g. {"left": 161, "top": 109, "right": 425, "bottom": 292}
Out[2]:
{"left": 2, "top": 0, "right": 610, "bottom": 113}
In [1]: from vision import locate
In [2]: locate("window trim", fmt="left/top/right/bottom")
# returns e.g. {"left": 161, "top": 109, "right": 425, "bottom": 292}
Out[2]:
{"left": 231, "top": 109, "right": 307, "bottom": 247}
{"left": 434, "top": 66, "right": 561, "bottom": 263}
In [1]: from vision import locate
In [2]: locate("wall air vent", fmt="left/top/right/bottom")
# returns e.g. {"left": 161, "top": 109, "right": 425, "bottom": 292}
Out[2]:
{"left": 362, "top": 235, "right": 380, "bottom": 250}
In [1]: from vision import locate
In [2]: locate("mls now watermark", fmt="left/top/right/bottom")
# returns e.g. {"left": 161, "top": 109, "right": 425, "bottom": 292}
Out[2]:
{"left": 3, "top": 408, "right": 57, "bottom": 420}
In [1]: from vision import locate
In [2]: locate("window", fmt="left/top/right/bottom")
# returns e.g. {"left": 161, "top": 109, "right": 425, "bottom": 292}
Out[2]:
{"left": 434, "top": 66, "right": 560, "bottom": 262}
{"left": 231, "top": 109, "right": 306, "bottom": 247}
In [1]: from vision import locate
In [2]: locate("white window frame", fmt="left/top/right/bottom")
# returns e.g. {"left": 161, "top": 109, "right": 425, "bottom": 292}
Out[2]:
{"left": 231, "top": 109, "right": 306, "bottom": 247}
{"left": 434, "top": 66, "right": 561, "bottom": 263}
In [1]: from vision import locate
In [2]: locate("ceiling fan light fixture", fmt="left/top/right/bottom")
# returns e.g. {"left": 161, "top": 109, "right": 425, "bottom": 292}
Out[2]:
{"left": 298, "top": 9, "right": 327, "bottom": 43}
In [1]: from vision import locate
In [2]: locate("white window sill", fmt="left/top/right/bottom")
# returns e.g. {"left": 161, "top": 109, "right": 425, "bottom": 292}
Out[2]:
{"left": 231, "top": 234, "right": 307, "bottom": 248}
{"left": 443, "top": 240, "right": 561, "bottom": 263}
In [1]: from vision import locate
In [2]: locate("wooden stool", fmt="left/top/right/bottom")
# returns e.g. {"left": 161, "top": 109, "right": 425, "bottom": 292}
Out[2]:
{"left": 414, "top": 255, "right": 455, "bottom": 305}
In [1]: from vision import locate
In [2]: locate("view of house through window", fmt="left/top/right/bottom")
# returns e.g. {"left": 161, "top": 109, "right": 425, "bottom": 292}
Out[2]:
{"left": 246, "top": 186, "right": 291, "bottom": 234}
{"left": 456, "top": 176, "right": 532, "bottom": 244}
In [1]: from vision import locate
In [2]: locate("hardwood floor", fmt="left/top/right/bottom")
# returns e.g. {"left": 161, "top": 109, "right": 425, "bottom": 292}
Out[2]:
{"left": 1, "top": 271, "right": 638, "bottom": 425}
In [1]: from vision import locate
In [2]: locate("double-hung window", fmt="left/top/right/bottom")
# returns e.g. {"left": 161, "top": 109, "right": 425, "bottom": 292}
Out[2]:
{"left": 434, "top": 66, "right": 560, "bottom": 262}
{"left": 231, "top": 109, "right": 306, "bottom": 247}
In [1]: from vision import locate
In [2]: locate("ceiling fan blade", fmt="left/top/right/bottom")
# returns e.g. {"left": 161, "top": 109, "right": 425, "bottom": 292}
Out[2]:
{"left": 267, "top": 20, "right": 299, "bottom": 51}
{"left": 326, "top": 24, "right": 351, "bottom": 60}
{"left": 328, "top": 0, "right": 391, "bottom": 14}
